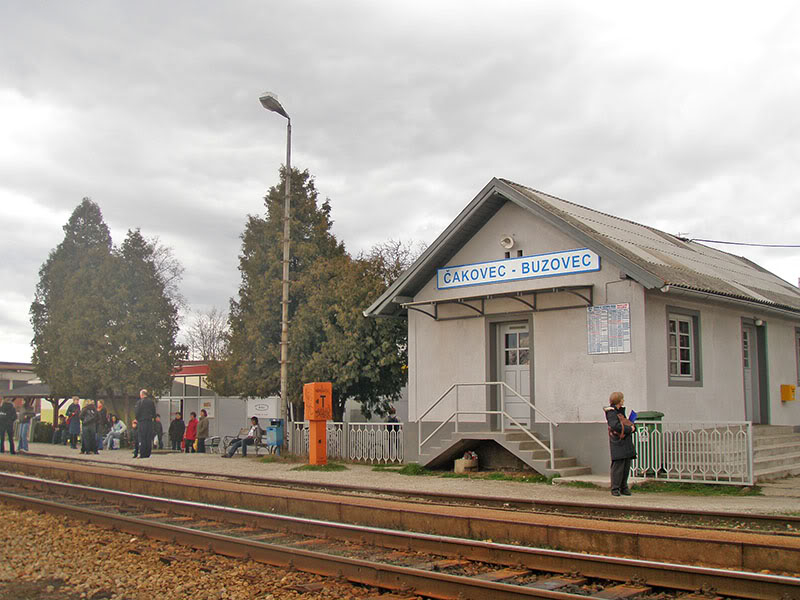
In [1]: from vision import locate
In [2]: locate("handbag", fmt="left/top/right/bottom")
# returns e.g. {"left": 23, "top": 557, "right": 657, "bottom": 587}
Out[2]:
{"left": 180, "top": 439, "right": 185, "bottom": 449}
{"left": 193, "top": 439, "right": 198, "bottom": 451}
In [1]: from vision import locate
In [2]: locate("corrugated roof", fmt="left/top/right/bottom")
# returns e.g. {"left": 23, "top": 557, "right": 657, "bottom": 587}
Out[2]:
{"left": 365, "top": 178, "right": 800, "bottom": 317}
{"left": 503, "top": 180, "right": 800, "bottom": 312}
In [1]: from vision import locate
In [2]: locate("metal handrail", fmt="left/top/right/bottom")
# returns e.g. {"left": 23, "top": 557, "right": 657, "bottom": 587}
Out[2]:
{"left": 417, "top": 382, "right": 559, "bottom": 470}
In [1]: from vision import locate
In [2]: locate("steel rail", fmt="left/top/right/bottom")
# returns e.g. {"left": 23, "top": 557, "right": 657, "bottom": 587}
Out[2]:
{"left": 12, "top": 453, "right": 800, "bottom": 534}
{"left": 2, "top": 473, "right": 799, "bottom": 600}
{"left": 3, "top": 459, "right": 799, "bottom": 575}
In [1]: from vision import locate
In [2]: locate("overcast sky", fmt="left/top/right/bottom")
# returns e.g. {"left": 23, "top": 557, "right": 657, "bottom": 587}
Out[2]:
{"left": 2, "top": 1, "right": 799, "bottom": 363}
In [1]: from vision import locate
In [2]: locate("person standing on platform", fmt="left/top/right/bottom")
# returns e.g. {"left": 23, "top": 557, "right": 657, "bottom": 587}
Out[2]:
{"left": 130, "top": 420, "right": 139, "bottom": 458}
{"left": 16, "top": 399, "right": 34, "bottom": 453}
{"left": 65, "top": 396, "right": 81, "bottom": 450}
{"left": 168, "top": 412, "right": 185, "bottom": 451}
{"left": 154, "top": 414, "right": 164, "bottom": 450}
{"left": 183, "top": 412, "right": 198, "bottom": 453}
{"left": 0, "top": 396, "right": 17, "bottom": 454}
{"left": 135, "top": 389, "right": 156, "bottom": 459}
{"left": 604, "top": 391, "right": 636, "bottom": 497}
{"left": 196, "top": 409, "right": 209, "bottom": 453}
{"left": 79, "top": 399, "right": 99, "bottom": 455}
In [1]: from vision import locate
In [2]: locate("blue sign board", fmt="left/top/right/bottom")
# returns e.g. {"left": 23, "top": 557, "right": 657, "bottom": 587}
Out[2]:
{"left": 437, "top": 248, "right": 600, "bottom": 290}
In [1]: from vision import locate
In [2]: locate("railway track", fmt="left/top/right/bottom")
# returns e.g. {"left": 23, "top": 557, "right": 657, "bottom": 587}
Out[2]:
{"left": 9, "top": 452, "right": 800, "bottom": 536}
{"left": 2, "top": 472, "right": 798, "bottom": 600}
{"left": 3, "top": 455, "right": 800, "bottom": 576}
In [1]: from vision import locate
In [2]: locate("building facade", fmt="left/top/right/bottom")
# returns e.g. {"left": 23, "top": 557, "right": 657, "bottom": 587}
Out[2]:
{"left": 366, "top": 178, "right": 800, "bottom": 474}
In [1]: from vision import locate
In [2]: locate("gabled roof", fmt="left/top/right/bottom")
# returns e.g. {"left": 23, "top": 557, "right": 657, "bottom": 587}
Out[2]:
{"left": 365, "top": 178, "right": 800, "bottom": 318}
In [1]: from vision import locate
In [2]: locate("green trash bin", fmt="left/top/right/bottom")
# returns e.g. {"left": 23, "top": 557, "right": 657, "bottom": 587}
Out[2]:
{"left": 634, "top": 410, "right": 664, "bottom": 476}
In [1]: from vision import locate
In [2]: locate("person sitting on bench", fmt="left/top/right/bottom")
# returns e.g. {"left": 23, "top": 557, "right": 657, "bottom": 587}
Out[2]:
{"left": 222, "top": 416, "right": 261, "bottom": 458}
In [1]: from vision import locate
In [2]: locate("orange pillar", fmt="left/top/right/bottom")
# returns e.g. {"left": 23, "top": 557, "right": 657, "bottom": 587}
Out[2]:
{"left": 308, "top": 420, "right": 327, "bottom": 465}
{"left": 304, "top": 382, "right": 332, "bottom": 466}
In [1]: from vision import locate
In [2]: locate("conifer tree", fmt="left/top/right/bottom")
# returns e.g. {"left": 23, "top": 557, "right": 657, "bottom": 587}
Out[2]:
{"left": 31, "top": 198, "right": 113, "bottom": 401}
{"left": 220, "top": 168, "right": 409, "bottom": 421}
{"left": 31, "top": 200, "right": 185, "bottom": 424}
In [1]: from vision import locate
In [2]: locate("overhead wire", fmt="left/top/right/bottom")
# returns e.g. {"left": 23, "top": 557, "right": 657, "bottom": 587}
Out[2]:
{"left": 688, "top": 238, "right": 800, "bottom": 248}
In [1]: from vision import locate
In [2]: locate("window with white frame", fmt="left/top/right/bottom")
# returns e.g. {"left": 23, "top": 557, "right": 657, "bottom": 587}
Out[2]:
{"left": 667, "top": 307, "right": 702, "bottom": 386}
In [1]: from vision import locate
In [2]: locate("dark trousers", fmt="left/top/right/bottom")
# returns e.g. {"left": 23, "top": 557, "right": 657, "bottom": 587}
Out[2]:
{"left": 171, "top": 439, "right": 181, "bottom": 451}
{"left": 184, "top": 438, "right": 195, "bottom": 453}
{"left": 81, "top": 424, "right": 98, "bottom": 453}
{"left": 138, "top": 420, "right": 154, "bottom": 458}
{"left": 0, "top": 423, "right": 14, "bottom": 453}
{"left": 226, "top": 438, "right": 253, "bottom": 457}
{"left": 156, "top": 433, "right": 163, "bottom": 450}
{"left": 197, "top": 438, "right": 206, "bottom": 453}
{"left": 610, "top": 458, "right": 632, "bottom": 493}
{"left": 69, "top": 432, "right": 79, "bottom": 448}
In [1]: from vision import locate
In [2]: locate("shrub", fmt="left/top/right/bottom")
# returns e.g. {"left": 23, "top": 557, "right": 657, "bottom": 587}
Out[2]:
{"left": 33, "top": 422, "right": 54, "bottom": 443}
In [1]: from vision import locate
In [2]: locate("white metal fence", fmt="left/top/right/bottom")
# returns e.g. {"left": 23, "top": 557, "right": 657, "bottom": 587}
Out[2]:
{"left": 632, "top": 421, "right": 753, "bottom": 485}
{"left": 289, "top": 421, "right": 404, "bottom": 464}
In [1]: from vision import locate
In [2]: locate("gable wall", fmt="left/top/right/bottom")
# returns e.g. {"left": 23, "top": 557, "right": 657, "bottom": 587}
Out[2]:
{"left": 409, "top": 200, "right": 649, "bottom": 423}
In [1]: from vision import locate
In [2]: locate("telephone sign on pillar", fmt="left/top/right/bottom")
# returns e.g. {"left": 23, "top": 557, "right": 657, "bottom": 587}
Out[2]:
{"left": 303, "top": 381, "right": 332, "bottom": 420}
{"left": 303, "top": 381, "right": 332, "bottom": 465}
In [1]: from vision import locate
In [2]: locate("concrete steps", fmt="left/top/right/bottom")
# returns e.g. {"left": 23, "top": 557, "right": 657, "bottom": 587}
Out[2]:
{"left": 420, "top": 429, "right": 591, "bottom": 478}
{"left": 753, "top": 426, "right": 800, "bottom": 482}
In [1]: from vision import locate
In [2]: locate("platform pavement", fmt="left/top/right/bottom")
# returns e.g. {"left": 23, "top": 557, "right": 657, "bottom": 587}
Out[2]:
{"left": 7, "top": 442, "right": 800, "bottom": 514}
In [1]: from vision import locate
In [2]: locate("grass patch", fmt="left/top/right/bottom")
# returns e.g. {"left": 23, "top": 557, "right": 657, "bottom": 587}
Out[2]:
{"left": 480, "top": 471, "right": 549, "bottom": 484}
{"left": 633, "top": 480, "right": 762, "bottom": 496}
{"left": 291, "top": 462, "right": 349, "bottom": 472}
{"left": 396, "top": 463, "right": 434, "bottom": 476}
{"left": 371, "top": 463, "right": 404, "bottom": 472}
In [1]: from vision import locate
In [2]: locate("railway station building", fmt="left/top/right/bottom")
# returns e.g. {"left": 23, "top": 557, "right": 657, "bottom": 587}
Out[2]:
{"left": 366, "top": 178, "right": 800, "bottom": 479}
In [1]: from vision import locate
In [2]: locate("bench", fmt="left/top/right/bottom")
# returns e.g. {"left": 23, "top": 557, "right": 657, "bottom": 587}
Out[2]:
{"left": 221, "top": 427, "right": 277, "bottom": 457}
{"left": 206, "top": 436, "right": 221, "bottom": 454}
{"left": 222, "top": 428, "right": 250, "bottom": 454}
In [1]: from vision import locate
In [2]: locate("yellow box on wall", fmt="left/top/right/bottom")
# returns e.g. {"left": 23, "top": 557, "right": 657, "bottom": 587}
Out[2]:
{"left": 781, "top": 384, "right": 796, "bottom": 402}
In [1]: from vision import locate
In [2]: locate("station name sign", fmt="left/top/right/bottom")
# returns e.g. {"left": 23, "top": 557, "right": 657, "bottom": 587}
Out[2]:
{"left": 437, "top": 248, "right": 600, "bottom": 290}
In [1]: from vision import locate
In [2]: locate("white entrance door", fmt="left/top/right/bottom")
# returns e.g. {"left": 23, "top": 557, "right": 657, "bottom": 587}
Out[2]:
{"left": 742, "top": 324, "right": 761, "bottom": 423}
{"left": 498, "top": 322, "right": 531, "bottom": 427}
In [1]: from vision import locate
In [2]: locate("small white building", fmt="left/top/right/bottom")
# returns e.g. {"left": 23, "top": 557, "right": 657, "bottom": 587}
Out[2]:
{"left": 366, "top": 178, "right": 800, "bottom": 479}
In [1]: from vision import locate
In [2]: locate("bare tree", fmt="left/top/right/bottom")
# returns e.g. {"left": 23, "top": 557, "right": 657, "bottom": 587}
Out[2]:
{"left": 149, "top": 236, "right": 187, "bottom": 314}
{"left": 185, "top": 307, "right": 229, "bottom": 361}
{"left": 364, "top": 238, "right": 427, "bottom": 285}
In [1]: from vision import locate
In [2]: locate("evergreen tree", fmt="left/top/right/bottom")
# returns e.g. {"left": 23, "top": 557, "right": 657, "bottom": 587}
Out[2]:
{"left": 219, "top": 167, "right": 409, "bottom": 421}
{"left": 31, "top": 198, "right": 113, "bottom": 402}
{"left": 102, "top": 229, "right": 186, "bottom": 422}
{"left": 31, "top": 200, "right": 185, "bottom": 424}
{"left": 224, "top": 167, "right": 346, "bottom": 402}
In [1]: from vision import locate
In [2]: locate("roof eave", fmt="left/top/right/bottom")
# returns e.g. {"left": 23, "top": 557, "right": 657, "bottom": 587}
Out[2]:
{"left": 365, "top": 178, "right": 668, "bottom": 318}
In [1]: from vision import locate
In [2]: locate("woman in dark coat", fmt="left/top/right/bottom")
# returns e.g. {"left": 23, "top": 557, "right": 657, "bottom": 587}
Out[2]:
{"left": 168, "top": 412, "right": 185, "bottom": 451}
{"left": 604, "top": 391, "right": 636, "bottom": 497}
{"left": 65, "top": 396, "right": 82, "bottom": 449}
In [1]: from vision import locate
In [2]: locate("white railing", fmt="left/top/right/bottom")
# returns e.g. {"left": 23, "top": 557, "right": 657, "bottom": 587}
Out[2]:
{"left": 632, "top": 421, "right": 753, "bottom": 485}
{"left": 417, "top": 382, "right": 559, "bottom": 470}
{"left": 289, "top": 421, "right": 404, "bottom": 464}
{"left": 349, "top": 423, "right": 404, "bottom": 463}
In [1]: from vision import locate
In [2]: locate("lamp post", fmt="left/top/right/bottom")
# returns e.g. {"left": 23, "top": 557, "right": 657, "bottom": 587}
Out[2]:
{"left": 259, "top": 92, "right": 291, "bottom": 450}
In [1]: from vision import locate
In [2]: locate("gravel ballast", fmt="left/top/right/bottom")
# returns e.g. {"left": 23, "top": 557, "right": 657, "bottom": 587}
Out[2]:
{"left": 0, "top": 504, "right": 396, "bottom": 600}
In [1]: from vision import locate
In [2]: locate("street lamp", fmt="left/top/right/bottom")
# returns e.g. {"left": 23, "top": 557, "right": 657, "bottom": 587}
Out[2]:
{"left": 260, "top": 92, "right": 291, "bottom": 449}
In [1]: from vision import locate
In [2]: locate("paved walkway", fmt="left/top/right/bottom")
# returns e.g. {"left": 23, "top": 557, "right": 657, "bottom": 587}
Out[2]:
{"left": 12, "top": 442, "right": 800, "bottom": 515}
